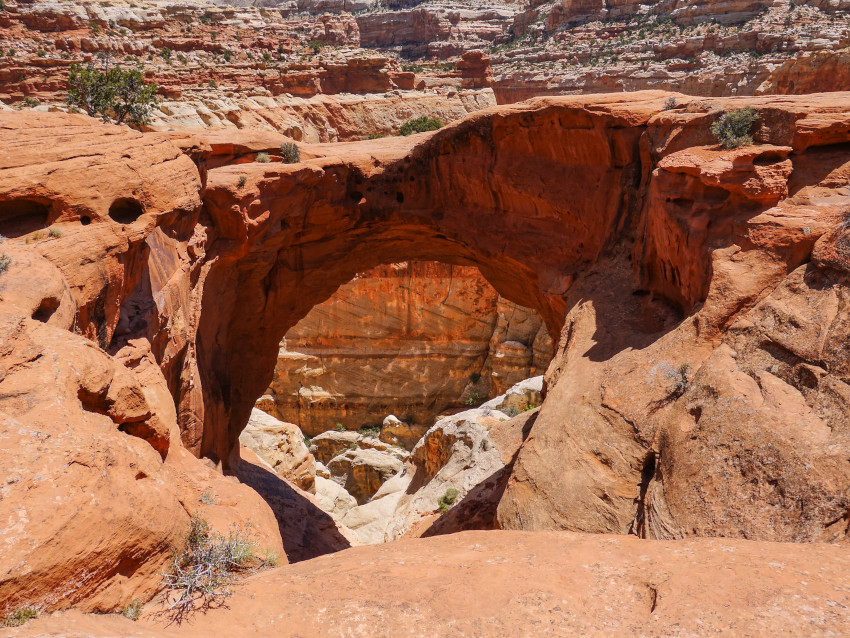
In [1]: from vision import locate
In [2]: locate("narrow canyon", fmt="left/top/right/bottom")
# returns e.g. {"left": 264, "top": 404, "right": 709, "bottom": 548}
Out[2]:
{"left": 1, "top": 0, "right": 849, "bottom": 635}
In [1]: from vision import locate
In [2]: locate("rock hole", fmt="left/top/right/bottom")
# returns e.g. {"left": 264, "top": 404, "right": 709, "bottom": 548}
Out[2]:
{"left": 80, "top": 215, "right": 92, "bottom": 226}
{"left": 0, "top": 198, "right": 50, "bottom": 237}
{"left": 108, "top": 198, "right": 145, "bottom": 225}
{"left": 32, "top": 296, "right": 60, "bottom": 323}
{"left": 350, "top": 190, "right": 364, "bottom": 202}
{"left": 689, "top": 405, "right": 703, "bottom": 423}
{"left": 396, "top": 191, "right": 404, "bottom": 204}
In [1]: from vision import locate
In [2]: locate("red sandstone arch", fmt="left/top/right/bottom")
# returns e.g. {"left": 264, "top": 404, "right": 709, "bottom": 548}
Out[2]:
{"left": 196, "top": 97, "right": 654, "bottom": 464}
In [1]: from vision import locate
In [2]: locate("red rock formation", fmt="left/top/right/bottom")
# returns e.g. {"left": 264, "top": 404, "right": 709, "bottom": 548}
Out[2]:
{"left": 2, "top": 91, "right": 850, "bottom": 615}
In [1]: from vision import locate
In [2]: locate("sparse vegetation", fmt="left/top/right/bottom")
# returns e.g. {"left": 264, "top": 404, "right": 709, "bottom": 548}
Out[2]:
{"left": 222, "top": 49, "right": 232, "bottom": 62}
{"left": 399, "top": 116, "right": 443, "bottom": 136}
{"left": 23, "top": 96, "right": 39, "bottom": 108}
{"left": 122, "top": 600, "right": 142, "bottom": 621}
{"left": 464, "top": 390, "right": 481, "bottom": 407}
{"left": 304, "top": 436, "right": 311, "bottom": 447}
{"left": 710, "top": 107, "right": 760, "bottom": 148}
{"left": 48, "top": 227, "right": 62, "bottom": 238}
{"left": 665, "top": 362, "right": 692, "bottom": 397}
{"left": 237, "top": 175, "right": 247, "bottom": 187}
{"left": 358, "top": 425, "right": 381, "bottom": 438}
{"left": 280, "top": 142, "right": 300, "bottom": 164}
{"left": 334, "top": 423, "right": 346, "bottom": 432}
{"left": 663, "top": 96, "right": 678, "bottom": 110}
{"left": 199, "top": 491, "right": 216, "bottom": 505}
{"left": 438, "top": 488, "right": 459, "bottom": 514}
{"left": 256, "top": 152, "right": 270, "bottom": 163}
{"left": 66, "top": 62, "right": 158, "bottom": 126}
{"left": 308, "top": 41, "right": 324, "bottom": 54}
{"left": 262, "top": 549, "right": 279, "bottom": 567}
{"left": 162, "top": 517, "right": 259, "bottom": 624}
{"left": 1, "top": 607, "right": 39, "bottom": 627}
{"left": 160, "top": 47, "right": 172, "bottom": 62}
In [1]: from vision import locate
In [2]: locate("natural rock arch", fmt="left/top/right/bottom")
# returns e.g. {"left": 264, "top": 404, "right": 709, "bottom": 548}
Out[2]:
{"left": 195, "top": 96, "right": 651, "bottom": 465}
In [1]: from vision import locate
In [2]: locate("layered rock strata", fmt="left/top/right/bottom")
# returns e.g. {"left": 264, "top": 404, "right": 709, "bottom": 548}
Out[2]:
{"left": 257, "top": 261, "right": 551, "bottom": 440}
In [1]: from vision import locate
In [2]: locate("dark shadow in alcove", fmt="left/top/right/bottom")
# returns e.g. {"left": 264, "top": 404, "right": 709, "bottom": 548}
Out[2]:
{"left": 230, "top": 451, "right": 352, "bottom": 562}
{"left": 109, "top": 197, "right": 145, "bottom": 224}
{"left": 0, "top": 198, "right": 50, "bottom": 237}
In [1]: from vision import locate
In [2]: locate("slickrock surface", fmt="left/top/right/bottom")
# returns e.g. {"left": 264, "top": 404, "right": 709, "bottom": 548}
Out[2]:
{"left": 259, "top": 261, "right": 551, "bottom": 439}
{"left": 8, "top": 531, "right": 850, "bottom": 637}
{"left": 2, "top": 90, "right": 850, "bottom": 617}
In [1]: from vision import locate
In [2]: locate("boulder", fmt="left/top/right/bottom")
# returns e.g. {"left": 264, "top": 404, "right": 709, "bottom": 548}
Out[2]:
{"left": 239, "top": 408, "right": 316, "bottom": 492}
{"left": 326, "top": 447, "right": 404, "bottom": 504}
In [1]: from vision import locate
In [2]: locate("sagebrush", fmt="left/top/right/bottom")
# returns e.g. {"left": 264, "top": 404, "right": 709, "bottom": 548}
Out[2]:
{"left": 710, "top": 107, "right": 760, "bottom": 149}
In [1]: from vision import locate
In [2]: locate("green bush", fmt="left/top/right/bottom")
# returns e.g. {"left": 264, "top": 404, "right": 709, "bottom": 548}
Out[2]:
{"left": 0, "top": 254, "right": 12, "bottom": 273}
{"left": 334, "top": 423, "right": 346, "bottom": 432}
{"left": 280, "top": 142, "right": 300, "bottom": 164}
{"left": 66, "top": 63, "right": 158, "bottom": 126}
{"left": 162, "top": 517, "right": 258, "bottom": 623}
{"left": 256, "top": 152, "right": 270, "bottom": 163}
{"left": 1, "top": 607, "right": 38, "bottom": 627}
{"left": 438, "top": 488, "right": 459, "bottom": 514}
{"left": 400, "top": 116, "right": 443, "bottom": 136}
{"left": 358, "top": 425, "right": 381, "bottom": 438}
{"left": 710, "top": 107, "right": 760, "bottom": 149}
{"left": 237, "top": 175, "right": 247, "bottom": 187}
{"left": 122, "top": 600, "right": 142, "bottom": 621}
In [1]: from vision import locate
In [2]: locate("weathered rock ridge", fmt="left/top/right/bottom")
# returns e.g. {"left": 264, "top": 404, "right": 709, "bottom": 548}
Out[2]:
{"left": 2, "top": 90, "right": 850, "bottom": 615}
{"left": 258, "top": 260, "right": 551, "bottom": 439}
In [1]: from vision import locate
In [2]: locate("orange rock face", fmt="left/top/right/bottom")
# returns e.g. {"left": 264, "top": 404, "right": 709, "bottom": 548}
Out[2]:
{"left": 2, "top": 91, "right": 850, "bottom": 617}
{"left": 260, "top": 261, "right": 550, "bottom": 439}
{"left": 9, "top": 531, "right": 850, "bottom": 637}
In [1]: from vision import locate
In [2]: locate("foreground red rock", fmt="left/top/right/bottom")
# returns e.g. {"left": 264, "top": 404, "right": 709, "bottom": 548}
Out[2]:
{"left": 8, "top": 530, "right": 850, "bottom": 637}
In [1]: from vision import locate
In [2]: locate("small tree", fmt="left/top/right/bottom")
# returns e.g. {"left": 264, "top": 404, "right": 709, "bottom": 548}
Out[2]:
{"left": 66, "top": 62, "right": 158, "bottom": 126}
{"left": 710, "top": 107, "right": 760, "bottom": 149}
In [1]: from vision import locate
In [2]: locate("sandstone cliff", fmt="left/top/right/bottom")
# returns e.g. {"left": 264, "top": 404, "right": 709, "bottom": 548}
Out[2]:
{"left": 257, "top": 261, "right": 551, "bottom": 441}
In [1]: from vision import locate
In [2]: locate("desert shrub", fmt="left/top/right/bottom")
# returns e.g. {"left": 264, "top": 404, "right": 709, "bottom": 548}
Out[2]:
{"left": 438, "top": 488, "right": 459, "bottom": 514}
{"left": 503, "top": 405, "right": 520, "bottom": 417}
{"left": 308, "top": 41, "right": 324, "bottom": 54}
{"left": 304, "top": 436, "right": 311, "bottom": 447}
{"left": 23, "top": 96, "right": 39, "bottom": 107}
{"left": 222, "top": 49, "right": 232, "bottom": 62}
{"left": 0, "top": 1, "right": 6, "bottom": 12}
{"left": 208, "top": 80, "right": 218, "bottom": 89}
{"left": 1, "top": 607, "right": 39, "bottom": 627}
{"left": 237, "top": 175, "right": 247, "bottom": 187}
{"left": 37, "top": 49, "right": 47, "bottom": 57}
{"left": 464, "top": 390, "right": 481, "bottom": 407}
{"left": 256, "top": 152, "right": 270, "bottom": 163}
{"left": 665, "top": 362, "right": 692, "bottom": 397}
{"left": 48, "top": 227, "right": 61, "bottom": 237}
{"left": 663, "top": 96, "right": 677, "bottom": 110}
{"left": 122, "top": 600, "right": 142, "bottom": 621}
{"left": 358, "top": 425, "right": 381, "bottom": 438}
{"left": 199, "top": 491, "right": 216, "bottom": 505}
{"left": 710, "top": 107, "right": 760, "bottom": 149}
{"left": 334, "top": 423, "right": 346, "bottom": 432}
{"left": 162, "top": 517, "right": 258, "bottom": 624}
{"left": 399, "top": 116, "right": 443, "bottom": 136}
{"left": 160, "top": 47, "right": 172, "bottom": 62}
{"left": 262, "top": 550, "right": 279, "bottom": 567}
{"left": 66, "top": 63, "right": 158, "bottom": 126}
{"left": 280, "top": 142, "right": 300, "bottom": 164}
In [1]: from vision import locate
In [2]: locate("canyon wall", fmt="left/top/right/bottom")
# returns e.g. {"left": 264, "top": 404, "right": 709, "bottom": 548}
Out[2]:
{"left": 258, "top": 261, "right": 551, "bottom": 439}
{"left": 2, "top": 91, "right": 850, "bottom": 614}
